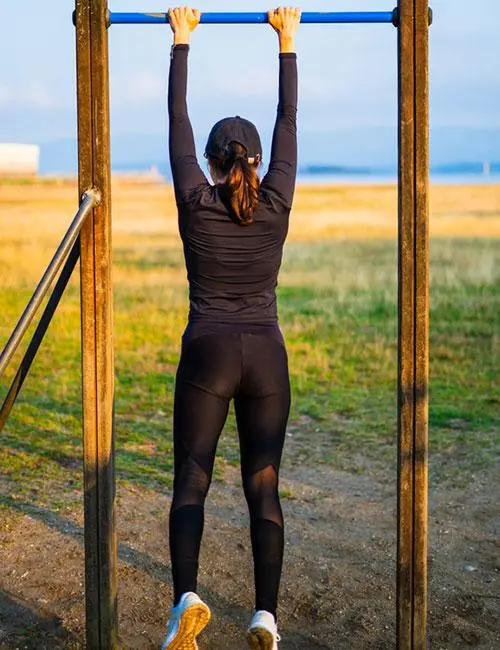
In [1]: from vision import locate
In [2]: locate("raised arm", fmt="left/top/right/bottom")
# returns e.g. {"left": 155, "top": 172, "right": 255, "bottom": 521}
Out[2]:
{"left": 261, "top": 7, "right": 301, "bottom": 209}
{"left": 168, "top": 7, "right": 208, "bottom": 203}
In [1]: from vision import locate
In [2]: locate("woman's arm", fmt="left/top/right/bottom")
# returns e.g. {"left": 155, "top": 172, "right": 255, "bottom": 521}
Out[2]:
{"left": 168, "top": 7, "right": 208, "bottom": 203}
{"left": 261, "top": 7, "right": 301, "bottom": 209}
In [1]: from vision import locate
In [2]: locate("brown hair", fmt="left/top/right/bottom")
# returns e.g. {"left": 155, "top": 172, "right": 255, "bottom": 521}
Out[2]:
{"left": 210, "top": 142, "right": 260, "bottom": 226}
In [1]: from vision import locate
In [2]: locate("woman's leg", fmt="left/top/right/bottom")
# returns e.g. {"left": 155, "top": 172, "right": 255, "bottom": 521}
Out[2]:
{"left": 170, "top": 334, "right": 240, "bottom": 604}
{"left": 235, "top": 335, "right": 291, "bottom": 618}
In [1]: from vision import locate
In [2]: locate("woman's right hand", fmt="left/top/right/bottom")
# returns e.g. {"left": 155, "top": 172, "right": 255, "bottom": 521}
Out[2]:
{"left": 268, "top": 7, "right": 301, "bottom": 53}
{"left": 168, "top": 6, "right": 201, "bottom": 45}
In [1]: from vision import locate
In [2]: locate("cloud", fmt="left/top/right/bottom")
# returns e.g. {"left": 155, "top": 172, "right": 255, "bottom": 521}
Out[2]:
{"left": 0, "top": 81, "right": 59, "bottom": 110}
{"left": 0, "top": 85, "right": 13, "bottom": 107}
{"left": 112, "top": 67, "right": 278, "bottom": 109}
{"left": 189, "top": 69, "right": 276, "bottom": 100}
{"left": 112, "top": 72, "right": 165, "bottom": 106}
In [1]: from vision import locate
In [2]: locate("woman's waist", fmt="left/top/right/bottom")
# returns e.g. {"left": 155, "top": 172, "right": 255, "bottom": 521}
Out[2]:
{"left": 182, "top": 320, "right": 284, "bottom": 349}
{"left": 188, "top": 292, "right": 278, "bottom": 319}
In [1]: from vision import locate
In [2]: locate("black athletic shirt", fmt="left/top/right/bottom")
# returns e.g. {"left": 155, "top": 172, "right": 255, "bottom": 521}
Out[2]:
{"left": 168, "top": 45, "right": 298, "bottom": 346}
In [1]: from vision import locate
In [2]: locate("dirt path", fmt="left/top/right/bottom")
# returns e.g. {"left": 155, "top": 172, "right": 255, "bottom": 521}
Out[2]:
{"left": 1, "top": 462, "right": 499, "bottom": 649}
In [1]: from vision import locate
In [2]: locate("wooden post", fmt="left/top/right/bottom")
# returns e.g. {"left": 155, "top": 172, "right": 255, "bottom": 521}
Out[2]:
{"left": 75, "top": 0, "right": 118, "bottom": 647}
{"left": 397, "top": 1, "right": 430, "bottom": 649}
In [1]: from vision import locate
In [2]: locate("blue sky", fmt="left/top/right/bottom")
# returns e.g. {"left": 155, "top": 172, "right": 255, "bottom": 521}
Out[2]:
{"left": 1, "top": 1, "right": 499, "bottom": 168}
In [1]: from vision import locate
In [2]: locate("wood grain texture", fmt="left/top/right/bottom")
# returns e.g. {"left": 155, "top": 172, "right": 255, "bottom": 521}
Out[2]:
{"left": 90, "top": 0, "right": 118, "bottom": 646}
{"left": 76, "top": 0, "right": 118, "bottom": 646}
{"left": 397, "top": 0, "right": 416, "bottom": 646}
{"left": 397, "top": 1, "right": 430, "bottom": 648}
{"left": 413, "top": 0, "right": 430, "bottom": 647}
{"left": 76, "top": 1, "right": 99, "bottom": 647}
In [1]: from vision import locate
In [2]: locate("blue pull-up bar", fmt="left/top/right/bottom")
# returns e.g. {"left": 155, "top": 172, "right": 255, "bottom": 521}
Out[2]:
{"left": 108, "top": 11, "right": 396, "bottom": 25}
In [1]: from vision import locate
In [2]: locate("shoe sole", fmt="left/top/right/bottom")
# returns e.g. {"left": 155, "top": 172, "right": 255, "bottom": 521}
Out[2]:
{"left": 247, "top": 627, "right": 275, "bottom": 650}
{"left": 165, "top": 602, "right": 211, "bottom": 650}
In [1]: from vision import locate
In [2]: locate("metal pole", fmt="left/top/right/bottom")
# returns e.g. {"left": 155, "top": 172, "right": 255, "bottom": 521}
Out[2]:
{"left": 397, "top": 0, "right": 429, "bottom": 648}
{"left": 75, "top": 0, "right": 117, "bottom": 647}
{"left": 108, "top": 11, "right": 395, "bottom": 25}
{"left": 0, "top": 239, "right": 82, "bottom": 432}
{"left": 0, "top": 190, "right": 98, "bottom": 378}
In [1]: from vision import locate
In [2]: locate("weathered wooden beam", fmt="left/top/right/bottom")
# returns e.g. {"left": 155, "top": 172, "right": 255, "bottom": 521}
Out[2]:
{"left": 75, "top": 0, "right": 117, "bottom": 646}
{"left": 397, "top": 0, "right": 430, "bottom": 648}
{"left": 412, "top": 0, "right": 430, "bottom": 646}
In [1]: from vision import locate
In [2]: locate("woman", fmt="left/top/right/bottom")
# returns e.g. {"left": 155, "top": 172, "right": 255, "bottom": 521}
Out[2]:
{"left": 162, "top": 6, "right": 300, "bottom": 649}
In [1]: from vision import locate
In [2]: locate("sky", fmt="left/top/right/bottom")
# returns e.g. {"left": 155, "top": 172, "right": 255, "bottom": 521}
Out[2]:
{"left": 1, "top": 1, "right": 499, "bottom": 169}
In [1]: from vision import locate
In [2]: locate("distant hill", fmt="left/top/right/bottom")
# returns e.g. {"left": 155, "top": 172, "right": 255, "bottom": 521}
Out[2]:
{"left": 431, "top": 161, "right": 500, "bottom": 175}
{"left": 38, "top": 126, "right": 500, "bottom": 177}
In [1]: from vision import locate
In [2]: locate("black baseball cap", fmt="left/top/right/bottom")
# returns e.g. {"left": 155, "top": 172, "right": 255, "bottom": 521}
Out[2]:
{"left": 205, "top": 116, "right": 262, "bottom": 162}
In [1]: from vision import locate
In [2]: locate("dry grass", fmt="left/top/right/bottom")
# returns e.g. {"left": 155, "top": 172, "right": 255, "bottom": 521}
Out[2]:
{"left": 291, "top": 182, "right": 500, "bottom": 239}
{"left": 1, "top": 179, "right": 499, "bottom": 279}
{"left": 0, "top": 177, "right": 498, "bottom": 496}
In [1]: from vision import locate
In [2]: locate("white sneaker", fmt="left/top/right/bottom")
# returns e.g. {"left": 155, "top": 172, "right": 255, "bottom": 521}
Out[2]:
{"left": 161, "top": 592, "right": 211, "bottom": 650}
{"left": 247, "top": 610, "right": 281, "bottom": 650}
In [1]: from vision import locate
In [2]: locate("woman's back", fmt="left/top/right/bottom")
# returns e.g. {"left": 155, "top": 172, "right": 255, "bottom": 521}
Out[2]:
{"left": 169, "top": 45, "right": 298, "bottom": 325}
{"left": 179, "top": 183, "right": 291, "bottom": 324}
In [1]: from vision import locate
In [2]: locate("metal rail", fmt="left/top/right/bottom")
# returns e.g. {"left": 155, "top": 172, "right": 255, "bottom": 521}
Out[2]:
{"left": 0, "top": 240, "right": 81, "bottom": 432}
{"left": 0, "top": 189, "right": 100, "bottom": 378}
{"left": 108, "top": 11, "right": 396, "bottom": 25}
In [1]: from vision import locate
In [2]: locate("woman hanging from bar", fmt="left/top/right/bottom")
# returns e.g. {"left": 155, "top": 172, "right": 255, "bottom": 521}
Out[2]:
{"left": 162, "top": 6, "right": 300, "bottom": 649}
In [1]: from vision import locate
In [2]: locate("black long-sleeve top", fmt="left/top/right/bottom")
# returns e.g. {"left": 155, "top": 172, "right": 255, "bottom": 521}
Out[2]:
{"left": 168, "top": 45, "right": 298, "bottom": 343}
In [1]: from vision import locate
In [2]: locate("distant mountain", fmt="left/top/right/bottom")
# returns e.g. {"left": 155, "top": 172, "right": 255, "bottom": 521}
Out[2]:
{"left": 300, "top": 164, "right": 377, "bottom": 176}
{"left": 38, "top": 126, "right": 500, "bottom": 176}
{"left": 431, "top": 161, "right": 500, "bottom": 175}
{"left": 39, "top": 134, "right": 168, "bottom": 176}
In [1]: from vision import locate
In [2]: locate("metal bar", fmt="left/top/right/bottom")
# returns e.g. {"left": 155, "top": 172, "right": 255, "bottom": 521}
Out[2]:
{"left": 397, "top": 0, "right": 430, "bottom": 648}
{"left": 76, "top": 0, "right": 117, "bottom": 646}
{"left": 0, "top": 240, "right": 81, "bottom": 433}
{"left": 108, "top": 11, "right": 395, "bottom": 25}
{"left": 0, "top": 190, "right": 98, "bottom": 379}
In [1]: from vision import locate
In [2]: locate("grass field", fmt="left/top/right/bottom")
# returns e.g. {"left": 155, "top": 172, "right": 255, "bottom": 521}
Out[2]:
{"left": 1, "top": 179, "right": 499, "bottom": 649}
{"left": 1, "top": 179, "right": 498, "bottom": 508}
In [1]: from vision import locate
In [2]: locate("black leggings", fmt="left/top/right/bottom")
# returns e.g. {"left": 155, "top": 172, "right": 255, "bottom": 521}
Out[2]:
{"left": 169, "top": 331, "right": 291, "bottom": 617}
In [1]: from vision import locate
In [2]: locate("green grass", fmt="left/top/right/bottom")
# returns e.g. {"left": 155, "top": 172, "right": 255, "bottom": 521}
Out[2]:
{"left": 1, "top": 237, "right": 499, "bottom": 510}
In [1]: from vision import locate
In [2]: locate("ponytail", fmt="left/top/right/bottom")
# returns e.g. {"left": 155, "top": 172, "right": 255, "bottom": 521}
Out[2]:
{"left": 211, "top": 142, "right": 260, "bottom": 226}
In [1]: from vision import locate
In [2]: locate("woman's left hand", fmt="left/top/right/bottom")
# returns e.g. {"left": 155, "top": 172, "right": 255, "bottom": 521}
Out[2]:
{"left": 168, "top": 6, "right": 201, "bottom": 45}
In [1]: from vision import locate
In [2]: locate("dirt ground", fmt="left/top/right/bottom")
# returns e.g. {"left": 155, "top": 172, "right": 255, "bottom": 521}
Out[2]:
{"left": 1, "top": 457, "right": 499, "bottom": 649}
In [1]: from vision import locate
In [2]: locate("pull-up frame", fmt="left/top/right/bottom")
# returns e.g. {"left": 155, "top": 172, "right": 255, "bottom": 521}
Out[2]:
{"left": 74, "top": 2, "right": 430, "bottom": 648}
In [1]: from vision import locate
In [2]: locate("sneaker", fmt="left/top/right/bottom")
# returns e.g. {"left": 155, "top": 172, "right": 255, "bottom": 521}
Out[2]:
{"left": 161, "top": 592, "right": 211, "bottom": 650}
{"left": 247, "top": 610, "right": 281, "bottom": 650}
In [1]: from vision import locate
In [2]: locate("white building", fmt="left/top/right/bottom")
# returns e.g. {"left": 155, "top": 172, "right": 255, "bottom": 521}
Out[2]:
{"left": 0, "top": 143, "right": 40, "bottom": 177}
